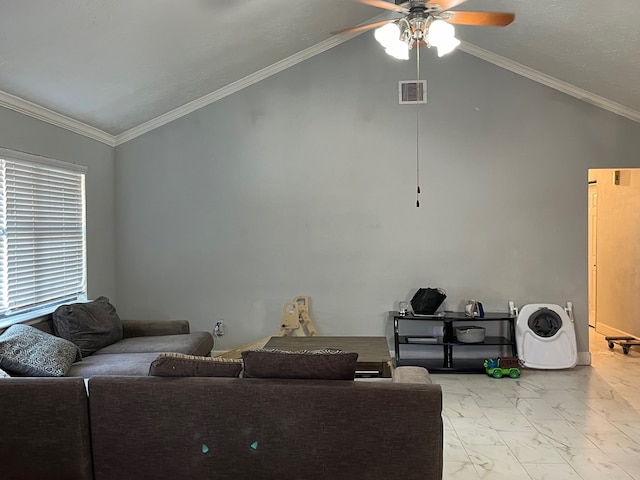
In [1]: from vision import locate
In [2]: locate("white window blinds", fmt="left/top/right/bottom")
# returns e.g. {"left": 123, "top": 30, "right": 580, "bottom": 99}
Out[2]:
{"left": 0, "top": 149, "right": 87, "bottom": 321}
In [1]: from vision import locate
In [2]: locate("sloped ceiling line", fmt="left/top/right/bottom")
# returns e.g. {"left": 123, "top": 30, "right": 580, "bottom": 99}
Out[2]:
{"left": 1, "top": 40, "right": 639, "bottom": 148}
{"left": 113, "top": 30, "right": 361, "bottom": 146}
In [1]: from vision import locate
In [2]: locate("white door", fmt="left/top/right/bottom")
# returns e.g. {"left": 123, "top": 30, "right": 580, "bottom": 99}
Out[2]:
{"left": 588, "top": 183, "right": 598, "bottom": 328}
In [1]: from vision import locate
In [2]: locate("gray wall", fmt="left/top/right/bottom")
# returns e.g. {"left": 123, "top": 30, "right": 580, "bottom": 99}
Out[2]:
{"left": 114, "top": 34, "right": 640, "bottom": 356}
{"left": 0, "top": 106, "right": 117, "bottom": 302}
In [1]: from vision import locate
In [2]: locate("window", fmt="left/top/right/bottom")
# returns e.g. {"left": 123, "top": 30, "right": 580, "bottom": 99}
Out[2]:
{"left": 0, "top": 148, "right": 87, "bottom": 327}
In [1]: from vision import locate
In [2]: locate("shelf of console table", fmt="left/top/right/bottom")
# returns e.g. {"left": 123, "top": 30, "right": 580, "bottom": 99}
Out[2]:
{"left": 391, "top": 311, "right": 517, "bottom": 373}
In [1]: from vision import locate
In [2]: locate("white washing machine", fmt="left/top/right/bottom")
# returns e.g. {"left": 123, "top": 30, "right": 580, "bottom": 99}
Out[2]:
{"left": 516, "top": 303, "right": 577, "bottom": 369}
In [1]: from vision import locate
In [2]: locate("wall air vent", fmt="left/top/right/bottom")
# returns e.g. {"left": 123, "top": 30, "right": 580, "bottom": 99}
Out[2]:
{"left": 399, "top": 80, "right": 427, "bottom": 104}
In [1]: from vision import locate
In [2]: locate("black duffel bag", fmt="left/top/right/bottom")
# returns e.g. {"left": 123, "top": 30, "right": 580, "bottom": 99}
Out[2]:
{"left": 410, "top": 288, "right": 447, "bottom": 315}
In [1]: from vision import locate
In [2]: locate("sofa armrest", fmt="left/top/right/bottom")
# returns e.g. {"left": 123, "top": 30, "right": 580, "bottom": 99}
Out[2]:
{"left": 392, "top": 366, "right": 433, "bottom": 385}
{"left": 121, "top": 320, "right": 190, "bottom": 338}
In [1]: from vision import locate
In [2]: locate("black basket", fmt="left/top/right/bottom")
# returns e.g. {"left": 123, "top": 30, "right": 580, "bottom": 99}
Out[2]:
{"left": 410, "top": 288, "right": 446, "bottom": 315}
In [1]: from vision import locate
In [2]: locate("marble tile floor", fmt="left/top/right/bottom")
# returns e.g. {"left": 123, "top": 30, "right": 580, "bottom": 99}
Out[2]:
{"left": 434, "top": 327, "right": 640, "bottom": 480}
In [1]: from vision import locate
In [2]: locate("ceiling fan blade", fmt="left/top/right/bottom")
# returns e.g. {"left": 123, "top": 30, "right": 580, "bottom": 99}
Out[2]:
{"left": 331, "top": 19, "right": 394, "bottom": 35}
{"left": 425, "top": 0, "right": 469, "bottom": 11}
{"left": 356, "top": 0, "right": 409, "bottom": 14}
{"left": 445, "top": 11, "right": 515, "bottom": 26}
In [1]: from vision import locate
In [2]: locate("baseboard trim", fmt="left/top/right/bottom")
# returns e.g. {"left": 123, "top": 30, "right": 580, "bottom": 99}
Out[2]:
{"left": 594, "top": 323, "right": 633, "bottom": 339}
{"left": 577, "top": 351, "right": 591, "bottom": 366}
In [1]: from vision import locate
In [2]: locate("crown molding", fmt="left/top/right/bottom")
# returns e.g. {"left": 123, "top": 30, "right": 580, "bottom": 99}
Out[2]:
{"left": 459, "top": 42, "right": 640, "bottom": 124}
{"left": 118, "top": 39, "right": 640, "bottom": 145}
{"left": 114, "top": 30, "right": 363, "bottom": 146}
{"left": 4, "top": 33, "right": 639, "bottom": 148}
{"left": 0, "top": 90, "right": 115, "bottom": 146}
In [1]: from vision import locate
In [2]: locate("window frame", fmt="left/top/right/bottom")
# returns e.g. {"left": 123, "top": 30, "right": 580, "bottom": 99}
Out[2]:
{"left": 0, "top": 147, "right": 88, "bottom": 328}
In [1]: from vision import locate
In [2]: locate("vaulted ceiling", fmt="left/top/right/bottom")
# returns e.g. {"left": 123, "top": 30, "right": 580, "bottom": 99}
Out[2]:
{"left": 1, "top": 0, "right": 638, "bottom": 146}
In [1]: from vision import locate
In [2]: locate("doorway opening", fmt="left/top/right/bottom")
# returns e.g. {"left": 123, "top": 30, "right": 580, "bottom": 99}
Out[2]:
{"left": 588, "top": 168, "right": 640, "bottom": 339}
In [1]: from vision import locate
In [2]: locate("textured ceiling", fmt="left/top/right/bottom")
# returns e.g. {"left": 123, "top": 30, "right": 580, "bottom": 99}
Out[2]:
{"left": 460, "top": 0, "right": 640, "bottom": 112}
{"left": 0, "top": 0, "right": 638, "bottom": 143}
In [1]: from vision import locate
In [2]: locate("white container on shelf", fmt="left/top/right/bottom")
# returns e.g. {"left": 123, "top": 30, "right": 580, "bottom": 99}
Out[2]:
{"left": 456, "top": 326, "right": 486, "bottom": 343}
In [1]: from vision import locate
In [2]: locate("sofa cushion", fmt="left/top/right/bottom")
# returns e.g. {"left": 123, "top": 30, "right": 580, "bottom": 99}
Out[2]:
{"left": 0, "top": 324, "right": 81, "bottom": 377}
{"left": 53, "top": 296, "right": 123, "bottom": 357}
{"left": 94, "top": 331, "right": 213, "bottom": 356}
{"left": 149, "top": 353, "right": 243, "bottom": 377}
{"left": 241, "top": 348, "right": 358, "bottom": 380}
{"left": 67, "top": 352, "right": 162, "bottom": 378}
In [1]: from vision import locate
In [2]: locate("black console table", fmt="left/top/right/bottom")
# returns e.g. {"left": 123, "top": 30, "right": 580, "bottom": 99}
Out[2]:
{"left": 391, "top": 311, "right": 517, "bottom": 373}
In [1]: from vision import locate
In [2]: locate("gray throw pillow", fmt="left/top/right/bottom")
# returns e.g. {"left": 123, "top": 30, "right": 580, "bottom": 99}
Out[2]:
{"left": 241, "top": 348, "right": 358, "bottom": 380}
{"left": 149, "top": 353, "right": 243, "bottom": 377}
{"left": 0, "top": 324, "right": 81, "bottom": 377}
{"left": 0, "top": 367, "right": 10, "bottom": 377}
{"left": 52, "top": 296, "right": 123, "bottom": 357}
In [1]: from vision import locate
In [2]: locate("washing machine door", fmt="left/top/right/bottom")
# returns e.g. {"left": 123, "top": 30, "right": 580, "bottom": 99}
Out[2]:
{"left": 516, "top": 304, "right": 577, "bottom": 369}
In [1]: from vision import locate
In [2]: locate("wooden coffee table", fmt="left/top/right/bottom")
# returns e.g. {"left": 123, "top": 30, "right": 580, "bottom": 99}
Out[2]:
{"left": 264, "top": 336, "right": 393, "bottom": 378}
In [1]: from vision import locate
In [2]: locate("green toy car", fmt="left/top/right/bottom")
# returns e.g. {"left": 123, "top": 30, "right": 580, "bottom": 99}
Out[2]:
{"left": 483, "top": 357, "right": 521, "bottom": 378}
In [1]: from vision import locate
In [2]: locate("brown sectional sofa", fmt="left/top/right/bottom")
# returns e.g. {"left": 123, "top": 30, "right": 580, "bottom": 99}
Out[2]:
{"left": 1, "top": 302, "right": 443, "bottom": 479}
{"left": 0, "top": 366, "right": 443, "bottom": 480}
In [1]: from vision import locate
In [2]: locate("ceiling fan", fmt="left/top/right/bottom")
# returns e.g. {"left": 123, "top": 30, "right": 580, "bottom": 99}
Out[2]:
{"left": 333, "top": 1, "right": 515, "bottom": 207}
{"left": 333, "top": 0, "right": 515, "bottom": 59}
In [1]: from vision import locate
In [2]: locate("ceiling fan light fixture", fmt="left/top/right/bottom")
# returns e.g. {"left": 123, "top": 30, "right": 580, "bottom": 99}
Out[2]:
{"left": 375, "top": 22, "right": 409, "bottom": 60}
{"left": 385, "top": 41, "right": 410, "bottom": 60}
{"left": 427, "top": 19, "right": 460, "bottom": 57}
{"left": 374, "top": 22, "right": 401, "bottom": 48}
{"left": 427, "top": 20, "right": 454, "bottom": 46}
{"left": 374, "top": 17, "right": 460, "bottom": 59}
{"left": 435, "top": 36, "right": 461, "bottom": 57}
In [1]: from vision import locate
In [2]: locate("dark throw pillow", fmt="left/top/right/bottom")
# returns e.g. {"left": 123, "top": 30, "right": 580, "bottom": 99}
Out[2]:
{"left": 241, "top": 348, "right": 358, "bottom": 380}
{"left": 52, "top": 296, "right": 123, "bottom": 357}
{"left": 149, "top": 353, "right": 243, "bottom": 377}
{"left": 0, "top": 324, "right": 81, "bottom": 377}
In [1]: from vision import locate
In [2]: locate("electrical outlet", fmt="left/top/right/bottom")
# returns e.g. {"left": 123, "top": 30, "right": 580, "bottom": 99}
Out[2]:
{"left": 214, "top": 320, "right": 224, "bottom": 336}
{"left": 433, "top": 326, "right": 444, "bottom": 336}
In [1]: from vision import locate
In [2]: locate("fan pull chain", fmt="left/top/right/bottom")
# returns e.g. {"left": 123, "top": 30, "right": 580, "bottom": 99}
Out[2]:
{"left": 415, "top": 43, "right": 421, "bottom": 208}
